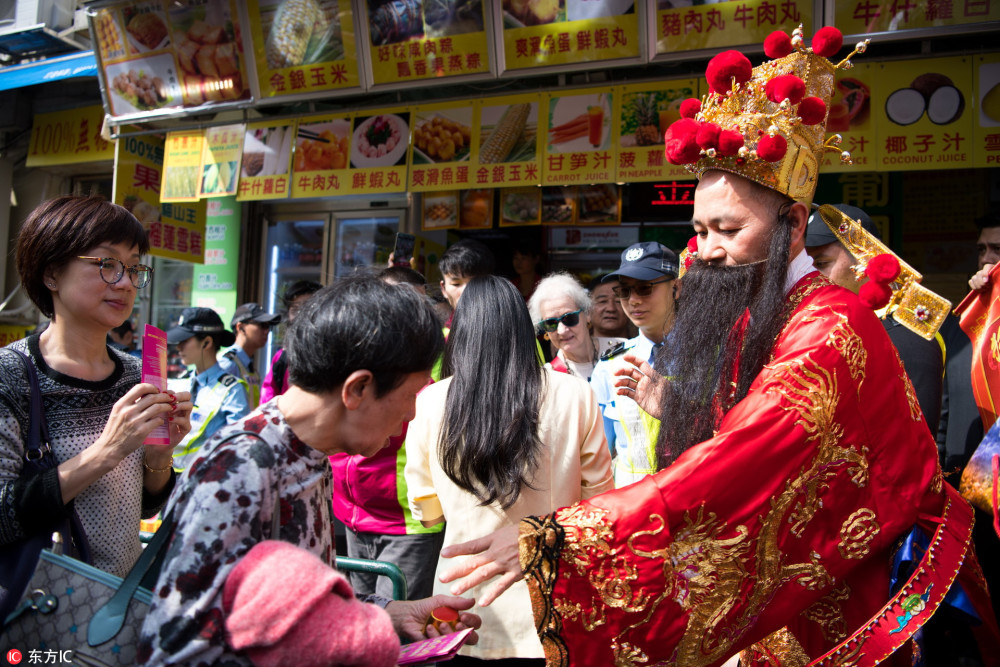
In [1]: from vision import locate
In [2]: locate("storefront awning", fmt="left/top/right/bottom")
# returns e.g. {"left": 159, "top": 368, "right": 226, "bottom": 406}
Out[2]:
{"left": 0, "top": 51, "right": 97, "bottom": 93}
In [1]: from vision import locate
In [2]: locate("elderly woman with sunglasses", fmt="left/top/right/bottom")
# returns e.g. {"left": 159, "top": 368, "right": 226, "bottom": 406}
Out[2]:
{"left": 528, "top": 273, "right": 625, "bottom": 383}
{"left": 0, "top": 196, "right": 192, "bottom": 582}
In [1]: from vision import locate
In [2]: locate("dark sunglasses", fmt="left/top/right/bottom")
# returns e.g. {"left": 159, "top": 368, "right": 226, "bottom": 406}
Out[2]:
{"left": 538, "top": 309, "right": 582, "bottom": 332}
{"left": 612, "top": 278, "right": 672, "bottom": 299}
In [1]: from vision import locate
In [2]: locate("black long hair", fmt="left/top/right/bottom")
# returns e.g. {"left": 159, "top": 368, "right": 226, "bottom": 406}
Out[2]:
{"left": 439, "top": 276, "right": 543, "bottom": 509}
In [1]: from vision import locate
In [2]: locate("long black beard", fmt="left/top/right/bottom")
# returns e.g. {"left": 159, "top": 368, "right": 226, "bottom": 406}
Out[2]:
{"left": 654, "top": 219, "right": 792, "bottom": 467}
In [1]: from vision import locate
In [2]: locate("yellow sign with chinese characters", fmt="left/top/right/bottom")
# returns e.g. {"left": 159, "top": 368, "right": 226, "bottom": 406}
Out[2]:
{"left": 248, "top": 0, "right": 360, "bottom": 98}
{"left": 835, "top": 0, "right": 1000, "bottom": 36}
{"left": 820, "top": 64, "right": 876, "bottom": 173}
{"left": 26, "top": 105, "right": 115, "bottom": 167}
{"left": 655, "top": 0, "right": 813, "bottom": 54}
{"left": 371, "top": 32, "right": 489, "bottom": 85}
{"left": 503, "top": 13, "right": 639, "bottom": 71}
{"left": 872, "top": 57, "right": 973, "bottom": 172}
{"left": 615, "top": 81, "right": 698, "bottom": 183}
{"left": 409, "top": 100, "right": 477, "bottom": 192}
{"left": 237, "top": 120, "right": 296, "bottom": 201}
{"left": 974, "top": 54, "right": 1000, "bottom": 169}
{"left": 161, "top": 130, "right": 204, "bottom": 202}
{"left": 474, "top": 93, "right": 543, "bottom": 188}
{"left": 290, "top": 112, "right": 353, "bottom": 198}
{"left": 542, "top": 89, "right": 614, "bottom": 186}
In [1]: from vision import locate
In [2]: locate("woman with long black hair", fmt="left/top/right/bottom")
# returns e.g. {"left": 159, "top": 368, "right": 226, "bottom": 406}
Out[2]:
{"left": 405, "top": 275, "right": 613, "bottom": 665}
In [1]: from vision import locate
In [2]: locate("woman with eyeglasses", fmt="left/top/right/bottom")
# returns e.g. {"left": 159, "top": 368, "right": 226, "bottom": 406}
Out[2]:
{"left": 0, "top": 196, "right": 193, "bottom": 582}
{"left": 528, "top": 273, "right": 626, "bottom": 382}
{"left": 405, "top": 276, "right": 613, "bottom": 664}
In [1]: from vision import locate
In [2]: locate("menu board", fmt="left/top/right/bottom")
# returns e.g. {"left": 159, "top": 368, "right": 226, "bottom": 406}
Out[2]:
{"left": 421, "top": 191, "right": 460, "bottom": 230}
{"left": 499, "top": 187, "right": 541, "bottom": 226}
{"left": 89, "top": 0, "right": 250, "bottom": 122}
{"left": 835, "top": 0, "right": 1000, "bottom": 36}
{"left": 655, "top": 0, "right": 813, "bottom": 55}
{"left": 577, "top": 184, "right": 620, "bottom": 225}
{"left": 542, "top": 89, "right": 614, "bottom": 186}
{"left": 362, "top": 0, "right": 490, "bottom": 86}
{"left": 616, "top": 80, "right": 698, "bottom": 183}
{"left": 500, "top": 1, "right": 640, "bottom": 72}
{"left": 114, "top": 133, "right": 207, "bottom": 263}
{"left": 161, "top": 130, "right": 205, "bottom": 202}
{"left": 199, "top": 123, "right": 244, "bottom": 198}
{"left": 820, "top": 64, "right": 876, "bottom": 173}
{"left": 974, "top": 54, "right": 1000, "bottom": 169}
{"left": 291, "top": 108, "right": 412, "bottom": 197}
{"left": 474, "top": 93, "right": 543, "bottom": 188}
{"left": 459, "top": 189, "right": 494, "bottom": 228}
{"left": 872, "top": 56, "right": 973, "bottom": 171}
{"left": 247, "top": 0, "right": 360, "bottom": 97}
{"left": 237, "top": 120, "right": 297, "bottom": 200}
{"left": 409, "top": 100, "right": 477, "bottom": 192}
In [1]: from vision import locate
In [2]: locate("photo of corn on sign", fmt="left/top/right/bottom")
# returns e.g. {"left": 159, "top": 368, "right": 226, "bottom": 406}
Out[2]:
{"left": 473, "top": 93, "right": 542, "bottom": 188}
{"left": 615, "top": 80, "right": 699, "bottom": 183}
{"left": 409, "top": 100, "right": 477, "bottom": 192}
{"left": 162, "top": 130, "right": 204, "bottom": 202}
{"left": 247, "top": 0, "right": 360, "bottom": 98}
{"left": 199, "top": 124, "right": 244, "bottom": 198}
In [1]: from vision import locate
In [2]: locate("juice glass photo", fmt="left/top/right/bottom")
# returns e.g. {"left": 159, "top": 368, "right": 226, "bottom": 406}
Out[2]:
{"left": 588, "top": 105, "right": 604, "bottom": 147}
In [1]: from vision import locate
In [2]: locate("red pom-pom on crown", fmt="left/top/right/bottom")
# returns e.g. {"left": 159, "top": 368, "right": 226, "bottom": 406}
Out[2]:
{"left": 717, "top": 129, "right": 745, "bottom": 157}
{"left": 812, "top": 27, "right": 843, "bottom": 58}
{"left": 765, "top": 75, "right": 806, "bottom": 105}
{"left": 706, "top": 50, "right": 753, "bottom": 94}
{"left": 859, "top": 281, "right": 892, "bottom": 309}
{"left": 664, "top": 119, "right": 702, "bottom": 165}
{"left": 686, "top": 236, "right": 699, "bottom": 254}
{"left": 764, "top": 30, "right": 793, "bottom": 59}
{"left": 756, "top": 134, "right": 787, "bottom": 162}
{"left": 696, "top": 122, "right": 721, "bottom": 151}
{"left": 679, "top": 98, "right": 702, "bottom": 119}
{"left": 865, "top": 253, "right": 901, "bottom": 283}
{"left": 797, "top": 97, "right": 827, "bottom": 125}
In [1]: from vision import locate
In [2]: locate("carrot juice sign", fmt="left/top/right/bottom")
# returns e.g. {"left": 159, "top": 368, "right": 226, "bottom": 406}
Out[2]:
{"left": 542, "top": 89, "right": 614, "bottom": 186}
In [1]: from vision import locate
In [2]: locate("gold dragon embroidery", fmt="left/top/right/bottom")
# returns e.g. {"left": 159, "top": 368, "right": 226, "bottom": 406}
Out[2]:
{"left": 801, "top": 583, "right": 852, "bottom": 643}
{"left": 742, "top": 626, "right": 811, "bottom": 666}
{"left": 801, "top": 306, "right": 867, "bottom": 393}
{"left": 837, "top": 508, "right": 881, "bottom": 560}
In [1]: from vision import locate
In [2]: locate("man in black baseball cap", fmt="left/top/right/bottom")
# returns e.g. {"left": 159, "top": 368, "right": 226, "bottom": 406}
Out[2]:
{"left": 591, "top": 241, "right": 680, "bottom": 486}
{"left": 804, "top": 203, "right": 882, "bottom": 294}
{"left": 218, "top": 302, "right": 281, "bottom": 407}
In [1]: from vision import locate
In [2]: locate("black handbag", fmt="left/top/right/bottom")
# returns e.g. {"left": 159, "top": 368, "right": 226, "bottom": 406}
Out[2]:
{"left": 0, "top": 348, "right": 91, "bottom": 621}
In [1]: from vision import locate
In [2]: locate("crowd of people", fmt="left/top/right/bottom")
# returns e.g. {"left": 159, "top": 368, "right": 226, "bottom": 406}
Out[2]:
{"left": 3, "top": 33, "right": 1000, "bottom": 667}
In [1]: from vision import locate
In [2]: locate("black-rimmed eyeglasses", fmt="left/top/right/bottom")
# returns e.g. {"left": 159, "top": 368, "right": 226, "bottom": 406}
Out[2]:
{"left": 538, "top": 310, "right": 582, "bottom": 332}
{"left": 76, "top": 256, "right": 153, "bottom": 289}
{"left": 611, "top": 278, "right": 672, "bottom": 300}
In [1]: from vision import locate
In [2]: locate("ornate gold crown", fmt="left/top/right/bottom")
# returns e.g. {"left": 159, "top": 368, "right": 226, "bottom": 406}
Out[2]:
{"left": 664, "top": 26, "right": 869, "bottom": 202}
{"left": 815, "top": 204, "right": 951, "bottom": 340}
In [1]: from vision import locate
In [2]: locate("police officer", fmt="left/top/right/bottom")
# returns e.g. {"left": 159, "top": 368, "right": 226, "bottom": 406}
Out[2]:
{"left": 220, "top": 302, "right": 281, "bottom": 407}
{"left": 167, "top": 307, "right": 251, "bottom": 471}
{"left": 590, "top": 242, "right": 679, "bottom": 488}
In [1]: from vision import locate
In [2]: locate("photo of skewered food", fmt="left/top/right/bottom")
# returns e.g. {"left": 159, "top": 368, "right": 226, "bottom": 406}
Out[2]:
{"left": 368, "top": 0, "right": 425, "bottom": 46}
{"left": 94, "top": 8, "right": 126, "bottom": 58}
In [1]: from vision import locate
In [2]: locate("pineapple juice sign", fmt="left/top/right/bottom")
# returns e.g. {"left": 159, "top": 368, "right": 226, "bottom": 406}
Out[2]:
{"left": 473, "top": 93, "right": 542, "bottom": 188}
{"left": 408, "top": 100, "right": 478, "bottom": 192}
{"left": 542, "top": 89, "right": 614, "bottom": 186}
{"left": 615, "top": 81, "right": 699, "bottom": 183}
{"left": 363, "top": 0, "right": 490, "bottom": 85}
{"left": 873, "top": 57, "right": 973, "bottom": 171}
{"left": 247, "top": 0, "right": 360, "bottom": 98}
{"left": 199, "top": 123, "right": 244, "bottom": 197}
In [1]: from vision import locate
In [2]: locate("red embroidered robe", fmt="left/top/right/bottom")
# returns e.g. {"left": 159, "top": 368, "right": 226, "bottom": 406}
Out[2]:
{"left": 519, "top": 274, "right": 998, "bottom": 666}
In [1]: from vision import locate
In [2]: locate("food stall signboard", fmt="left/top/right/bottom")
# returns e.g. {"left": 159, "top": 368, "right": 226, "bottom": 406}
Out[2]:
{"left": 26, "top": 105, "right": 115, "bottom": 167}
{"left": 247, "top": 0, "right": 361, "bottom": 98}
{"left": 199, "top": 123, "right": 244, "bottom": 198}
{"left": 409, "top": 100, "right": 477, "bottom": 192}
{"left": 88, "top": 0, "right": 251, "bottom": 123}
{"left": 654, "top": 0, "right": 813, "bottom": 54}
{"left": 872, "top": 57, "right": 973, "bottom": 172}
{"left": 474, "top": 93, "right": 543, "bottom": 188}
{"left": 820, "top": 64, "right": 876, "bottom": 173}
{"left": 114, "top": 133, "right": 207, "bottom": 263}
{"left": 499, "top": 187, "right": 541, "bottom": 226}
{"left": 362, "top": 0, "right": 490, "bottom": 86}
{"left": 541, "top": 88, "right": 614, "bottom": 186}
{"left": 421, "top": 191, "right": 460, "bottom": 230}
{"left": 500, "top": 3, "right": 640, "bottom": 72}
{"left": 974, "top": 54, "right": 1000, "bottom": 169}
{"left": 291, "top": 108, "right": 411, "bottom": 197}
{"left": 614, "top": 80, "right": 698, "bottom": 183}
{"left": 162, "top": 130, "right": 204, "bottom": 202}
{"left": 835, "top": 0, "right": 1000, "bottom": 36}
{"left": 237, "top": 120, "right": 297, "bottom": 201}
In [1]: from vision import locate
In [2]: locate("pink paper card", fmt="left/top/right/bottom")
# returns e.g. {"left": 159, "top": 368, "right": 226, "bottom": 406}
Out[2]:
{"left": 397, "top": 627, "right": 473, "bottom": 665}
{"left": 142, "top": 324, "right": 170, "bottom": 446}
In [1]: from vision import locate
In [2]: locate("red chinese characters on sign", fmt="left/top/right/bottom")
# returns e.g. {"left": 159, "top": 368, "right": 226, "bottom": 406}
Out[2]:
{"left": 375, "top": 38, "right": 484, "bottom": 81}
{"left": 652, "top": 181, "right": 695, "bottom": 205}
{"left": 513, "top": 27, "right": 628, "bottom": 61}
{"left": 852, "top": 0, "right": 990, "bottom": 23}
{"left": 238, "top": 176, "right": 290, "bottom": 198}
{"left": 133, "top": 164, "right": 161, "bottom": 192}
{"left": 268, "top": 64, "right": 350, "bottom": 93}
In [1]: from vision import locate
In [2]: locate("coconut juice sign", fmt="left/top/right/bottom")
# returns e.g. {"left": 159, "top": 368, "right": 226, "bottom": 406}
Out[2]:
{"left": 873, "top": 56, "right": 973, "bottom": 172}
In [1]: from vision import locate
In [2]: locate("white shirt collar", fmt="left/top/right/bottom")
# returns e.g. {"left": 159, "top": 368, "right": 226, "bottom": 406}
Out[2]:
{"left": 784, "top": 249, "right": 816, "bottom": 295}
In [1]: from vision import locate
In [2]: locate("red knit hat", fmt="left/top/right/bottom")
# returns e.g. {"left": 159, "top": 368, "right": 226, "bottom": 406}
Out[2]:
{"left": 223, "top": 541, "right": 401, "bottom": 667}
